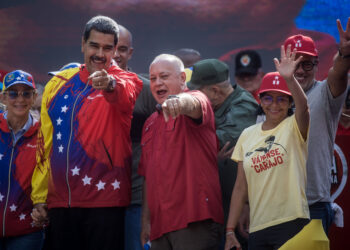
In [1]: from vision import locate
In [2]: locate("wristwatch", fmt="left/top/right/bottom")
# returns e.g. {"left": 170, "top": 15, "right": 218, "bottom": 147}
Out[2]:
{"left": 338, "top": 48, "right": 350, "bottom": 59}
{"left": 107, "top": 77, "right": 116, "bottom": 91}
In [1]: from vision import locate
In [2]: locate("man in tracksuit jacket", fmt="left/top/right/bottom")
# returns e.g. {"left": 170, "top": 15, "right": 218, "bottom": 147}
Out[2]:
{"left": 31, "top": 16, "right": 142, "bottom": 250}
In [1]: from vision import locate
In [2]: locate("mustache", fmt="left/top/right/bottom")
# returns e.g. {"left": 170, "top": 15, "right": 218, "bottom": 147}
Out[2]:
{"left": 91, "top": 56, "right": 106, "bottom": 63}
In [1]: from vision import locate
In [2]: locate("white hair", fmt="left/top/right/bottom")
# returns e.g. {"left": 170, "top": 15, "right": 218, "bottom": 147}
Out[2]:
{"left": 150, "top": 54, "right": 185, "bottom": 73}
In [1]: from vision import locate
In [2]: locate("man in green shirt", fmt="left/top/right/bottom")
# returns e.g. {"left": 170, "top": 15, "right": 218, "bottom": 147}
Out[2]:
{"left": 188, "top": 59, "right": 258, "bottom": 249}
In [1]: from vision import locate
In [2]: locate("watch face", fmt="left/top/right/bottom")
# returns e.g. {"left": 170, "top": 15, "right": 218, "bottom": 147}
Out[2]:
{"left": 111, "top": 79, "right": 116, "bottom": 88}
{"left": 107, "top": 78, "right": 116, "bottom": 91}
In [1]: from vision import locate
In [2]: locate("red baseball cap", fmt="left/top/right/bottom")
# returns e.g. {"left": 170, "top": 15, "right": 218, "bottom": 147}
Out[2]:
{"left": 258, "top": 72, "right": 291, "bottom": 96}
{"left": 284, "top": 34, "right": 318, "bottom": 57}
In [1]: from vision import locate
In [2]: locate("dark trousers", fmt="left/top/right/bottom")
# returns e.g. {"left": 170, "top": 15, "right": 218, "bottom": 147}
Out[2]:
{"left": 0, "top": 230, "right": 44, "bottom": 250}
{"left": 151, "top": 219, "right": 223, "bottom": 250}
{"left": 309, "top": 202, "right": 334, "bottom": 235}
{"left": 46, "top": 207, "right": 125, "bottom": 250}
{"left": 248, "top": 218, "right": 309, "bottom": 250}
{"left": 124, "top": 204, "right": 143, "bottom": 250}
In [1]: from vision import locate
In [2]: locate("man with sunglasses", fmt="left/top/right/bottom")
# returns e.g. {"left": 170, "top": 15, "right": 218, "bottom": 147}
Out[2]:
{"left": 0, "top": 70, "right": 44, "bottom": 249}
{"left": 282, "top": 18, "right": 350, "bottom": 235}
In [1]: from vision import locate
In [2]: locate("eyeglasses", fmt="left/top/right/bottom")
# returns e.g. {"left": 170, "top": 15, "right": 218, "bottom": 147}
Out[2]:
{"left": 4, "top": 90, "right": 35, "bottom": 100}
{"left": 261, "top": 95, "right": 289, "bottom": 105}
{"left": 296, "top": 60, "right": 317, "bottom": 71}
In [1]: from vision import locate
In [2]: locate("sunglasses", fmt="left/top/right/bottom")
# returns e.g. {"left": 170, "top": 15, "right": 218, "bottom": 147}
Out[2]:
{"left": 296, "top": 60, "right": 317, "bottom": 71}
{"left": 261, "top": 95, "right": 289, "bottom": 105}
{"left": 5, "top": 90, "right": 35, "bottom": 100}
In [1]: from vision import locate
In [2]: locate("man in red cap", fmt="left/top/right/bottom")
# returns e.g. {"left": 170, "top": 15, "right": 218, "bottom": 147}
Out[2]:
{"left": 283, "top": 18, "right": 350, "bottom": 234}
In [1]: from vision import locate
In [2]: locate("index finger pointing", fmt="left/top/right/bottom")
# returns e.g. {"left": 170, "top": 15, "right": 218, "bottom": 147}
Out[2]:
{"left": 88, "top": 71, "right": 99, "bottom": 80}
{"left": 101, "top": 69, "right": 108, "bottom": 76}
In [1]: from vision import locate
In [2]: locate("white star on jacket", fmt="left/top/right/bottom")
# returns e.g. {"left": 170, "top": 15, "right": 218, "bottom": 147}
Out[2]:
{"left": 57, "top": 132, "right": 62, "bottom": 140}
{"left": 61, "top": 105, "right": 68, "bottom": 113}
{"left": 64, "top": 95, "right": 69, "bottom": 99}
{"left": 0, "top": 193, "right": 4, "bottom": 202}
{"left": 0, "top": 153, "right": 3, "bottom": 160}
{"left": 58, "top": 145, "right": 64, "bottom": 153}
{"left": 57, "top": 117, "right": 63, "bottom": 125}
{"left": 96, "top": 180, "right": 106, "bottom": 191}
{"left": 82, "top": 175, "right": 92, "bottom": 186}
{"left": 111, "top": 180, "right": 121, "bottom": 190}
{"left": 10, "top": 204, "right": 17, "bottom": 212}
{"left": 19, "top": 213, "right": 26, "bottom": 220}
{"left": 71, "top": 166, "right": 80, "bottom": 176}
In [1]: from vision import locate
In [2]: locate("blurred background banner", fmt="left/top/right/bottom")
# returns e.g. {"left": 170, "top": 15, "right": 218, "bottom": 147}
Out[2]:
{"left": 0, "top": 0, "right": 348, "bottom": 84}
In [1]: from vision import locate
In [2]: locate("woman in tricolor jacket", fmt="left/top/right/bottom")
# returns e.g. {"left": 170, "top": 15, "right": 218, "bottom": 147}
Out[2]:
{"left": 0, "top": 70, "right": 44, "bottom": 249}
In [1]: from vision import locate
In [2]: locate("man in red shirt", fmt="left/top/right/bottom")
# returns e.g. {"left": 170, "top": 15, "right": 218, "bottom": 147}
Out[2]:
{"left": 139, "top": 54, "right": 224, "bottom": 250}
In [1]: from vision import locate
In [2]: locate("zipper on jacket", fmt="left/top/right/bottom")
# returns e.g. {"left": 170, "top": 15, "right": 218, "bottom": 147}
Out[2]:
{"left": 66, "top": 82, "right": 89, "bottom": 207}
{"left": 2, "top": 141, "right": 16, "bottom": 237}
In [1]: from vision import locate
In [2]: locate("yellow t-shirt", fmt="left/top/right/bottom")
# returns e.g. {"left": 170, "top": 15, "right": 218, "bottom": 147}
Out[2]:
{"left": 232, "top": 115, "right": 309, "bottom": 233}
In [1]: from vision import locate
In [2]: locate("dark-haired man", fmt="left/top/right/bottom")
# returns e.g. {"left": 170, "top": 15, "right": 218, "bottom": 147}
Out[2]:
{"left": 282, "top": 18, "right": 350, "bottom": 235}
{"left": 234, "top": 50, "right": 264, "bottom": 102}
{"left": 174, "top": 48, "right": 201, "bottom": 68}
{"left": 31, "top": 15, "right": 142, "bottom": 250}
{"left": 114, "top": 24, "right": 157, "bottom": 250}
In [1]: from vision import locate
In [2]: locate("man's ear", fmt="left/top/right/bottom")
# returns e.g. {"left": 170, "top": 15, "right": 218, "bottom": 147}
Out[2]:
{"left": 180, "top": 71, "right": 187, "bottom": 83}
{"left": 81, "top": 37, "right": 85, "bottom": 53}
{"left": 128, "top": 47, "right": 134, "bottom": 59}
{"left": 179, "top": 71, "right": 187, "bottom": 90}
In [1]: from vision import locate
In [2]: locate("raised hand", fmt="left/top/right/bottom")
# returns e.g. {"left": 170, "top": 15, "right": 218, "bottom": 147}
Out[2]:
{"left": 337, "top": 17, "right": 350, "bottom": 57}
{"left": 274, "top": 44, "right": 303, "bottom": 81}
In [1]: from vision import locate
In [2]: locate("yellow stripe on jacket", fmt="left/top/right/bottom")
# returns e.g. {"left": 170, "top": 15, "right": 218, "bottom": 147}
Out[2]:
{"left": 31, "top": 68, "right": 80, "bottom": 204}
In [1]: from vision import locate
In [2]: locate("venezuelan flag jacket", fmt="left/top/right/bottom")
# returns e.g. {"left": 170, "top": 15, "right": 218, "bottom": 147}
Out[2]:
{"left": 0, "top": 114, "right": 41, "bottom": 237}
{"left": 31, "top": 65, "right": 142, "bottom": 209}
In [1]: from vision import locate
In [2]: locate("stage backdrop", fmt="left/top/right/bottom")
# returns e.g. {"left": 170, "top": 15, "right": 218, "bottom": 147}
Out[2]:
{"left": 0, "top": 0, "right": 348, "bottom": 83}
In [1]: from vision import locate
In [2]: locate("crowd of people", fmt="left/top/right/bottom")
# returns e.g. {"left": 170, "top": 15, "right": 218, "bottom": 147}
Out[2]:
{"left": 0, "top": 14, "right": 350, "bottom": 250}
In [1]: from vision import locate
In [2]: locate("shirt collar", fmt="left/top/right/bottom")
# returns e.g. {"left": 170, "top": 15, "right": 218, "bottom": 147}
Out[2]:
{"left": 3, "top": 111, "right": 33, "bottom": 135}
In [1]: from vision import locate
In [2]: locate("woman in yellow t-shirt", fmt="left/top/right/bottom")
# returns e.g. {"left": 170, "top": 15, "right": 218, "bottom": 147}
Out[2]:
{"left": 225, "top": 45, "right": 310, "bottom": 250}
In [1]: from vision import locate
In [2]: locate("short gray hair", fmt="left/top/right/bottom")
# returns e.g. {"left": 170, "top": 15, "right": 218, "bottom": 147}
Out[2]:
{"left": 150, "top": 54, "right": 185, "bottom": 73}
